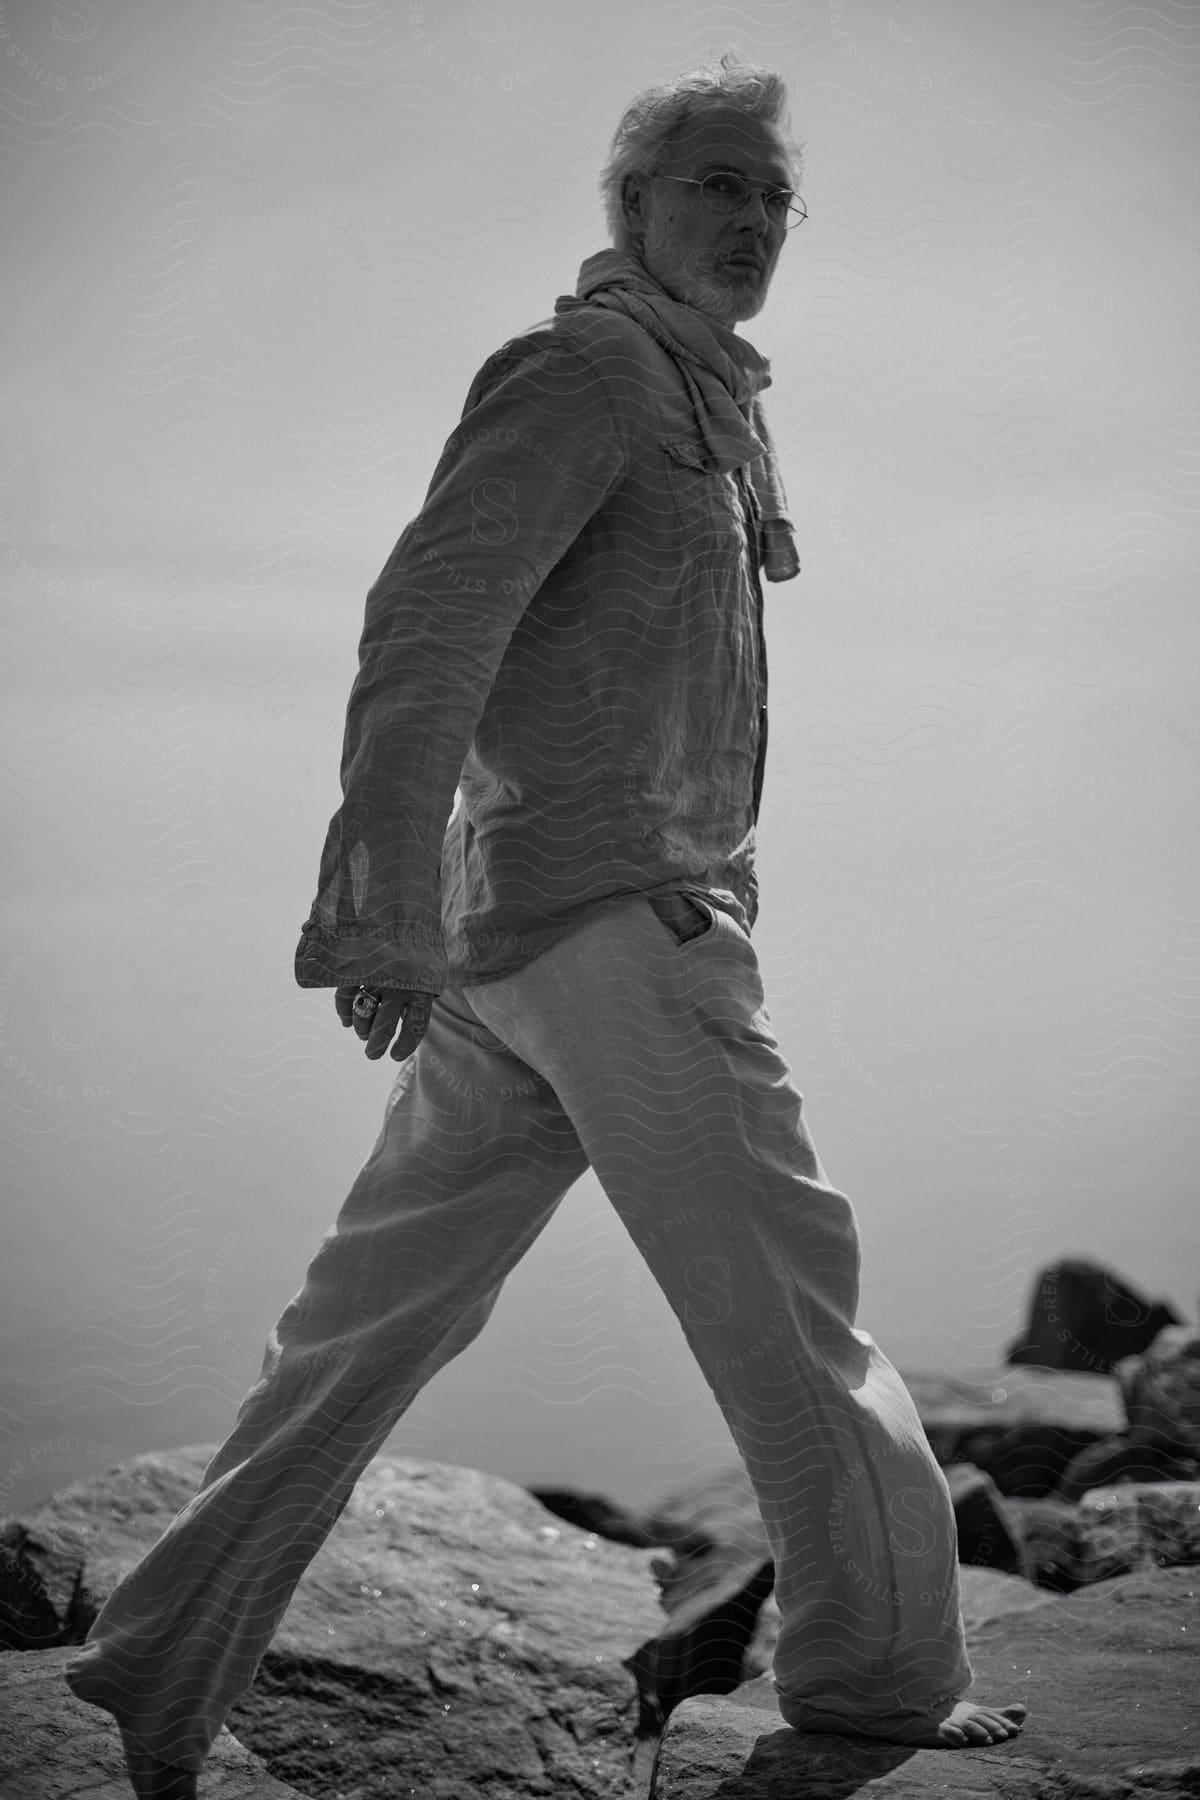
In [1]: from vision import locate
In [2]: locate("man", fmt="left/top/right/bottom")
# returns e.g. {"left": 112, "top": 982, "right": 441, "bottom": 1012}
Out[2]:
{"left": 64, "top": 54, "right": 1027, "bottom": 1798}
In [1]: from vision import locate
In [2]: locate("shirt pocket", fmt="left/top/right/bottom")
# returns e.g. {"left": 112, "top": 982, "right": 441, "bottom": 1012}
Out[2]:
{"left": 661, "top": 434, "right": 749, "bottom": 563}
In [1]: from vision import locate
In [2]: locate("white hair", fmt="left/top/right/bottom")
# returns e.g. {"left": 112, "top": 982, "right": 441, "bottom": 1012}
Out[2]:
{"left": 599, "top": 50, "right": 805, "bottom": 251}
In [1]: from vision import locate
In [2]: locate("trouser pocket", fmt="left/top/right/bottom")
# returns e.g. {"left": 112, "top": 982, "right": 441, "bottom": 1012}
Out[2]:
{"left": 645, "top": 888, "right": 716, "bottom": 947}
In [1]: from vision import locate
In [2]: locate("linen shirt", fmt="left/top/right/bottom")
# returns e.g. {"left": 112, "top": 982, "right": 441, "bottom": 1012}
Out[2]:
{"left": 294, "top": 299, "right": 793, "bottom": 998}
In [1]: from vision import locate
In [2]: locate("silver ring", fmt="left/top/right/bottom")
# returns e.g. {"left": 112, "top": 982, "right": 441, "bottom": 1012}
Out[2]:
{"left": 353, "top": 988, "right": 382, "bottom": 1018}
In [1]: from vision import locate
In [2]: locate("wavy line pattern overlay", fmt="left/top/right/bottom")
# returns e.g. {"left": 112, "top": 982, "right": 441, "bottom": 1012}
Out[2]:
{"left": 1, "top": 0, "right": 1196, "bottom": 1680}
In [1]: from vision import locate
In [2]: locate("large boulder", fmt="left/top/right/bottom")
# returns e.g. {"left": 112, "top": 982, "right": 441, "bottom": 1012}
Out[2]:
{"left": 1, "top": 1447, "right": 666, "bottom": 1799}
{"left": 626, "top": 1547, "right": 775, "bottom": 1733}
{"left": 1004, "top": 1494, "right": 1105, "bottom": 1591}
{"left": 902, "top": 1358, "right": 1195, "bottom": 1500}
{"left": 1072, "top": 1480, "right": 1200, "bottom": 1585}
{"left": 648, "top": 1564, "right": 1199, "bottom": 1798}
{"left": 1, "top": 1645, "right": 302, "bottom": 1799}
{"left": 898, "top": 1362, "right": 1125, "bottom": 1467}
{"left": 11, "top": 1449, "right": 1194, "bottom": 1798}
{"left": 941, "top": 1462, "right": 1022, "bottom": 1571}
{"left": 1053, "top": 1433, "right": 1199, "bottom": 1502}
{"left": 638, "top": 1466, "right": 775, "bottom": 1564}
{"left": 1006, "top": 1480, "right": 1200, "bottom": 1590}
{"left": 950, "top": 1422, "right": 1102, "bottom": 1497}
{"left": 1004, "top": 1258, "right": 1181, "bottom": 1373}
{"left": 527, "top": 1488, "right": 661, "bottom": 1549}
{"left": 1118, "top": 1325, "right": 1200, "bottom": 1449}
{"left": 1053, "top": 1325, "right": 1200, "bottom": 1501}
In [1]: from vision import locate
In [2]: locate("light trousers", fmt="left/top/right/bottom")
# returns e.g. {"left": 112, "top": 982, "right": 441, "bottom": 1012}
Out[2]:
{"left": 64, "top": 891, "right": 973, "bottom": 1772}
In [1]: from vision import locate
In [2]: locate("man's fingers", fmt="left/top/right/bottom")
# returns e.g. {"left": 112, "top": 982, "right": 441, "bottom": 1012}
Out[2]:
{"left": 332, "top": 987, "right": 434, "bottom": 1060}
{"left": 388, "top": 993, "right": 433, "bottom": 1062}
{"left": 361, "top": 994, "right": 404, "bottom": 1055}
{"left": 349, "top": 991, "right": 391, "bottom": 1041}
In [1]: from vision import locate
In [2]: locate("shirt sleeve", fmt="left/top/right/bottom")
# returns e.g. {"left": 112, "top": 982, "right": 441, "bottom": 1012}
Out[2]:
{"left": 294, "top": 330, "right": 627, "bottom": 997}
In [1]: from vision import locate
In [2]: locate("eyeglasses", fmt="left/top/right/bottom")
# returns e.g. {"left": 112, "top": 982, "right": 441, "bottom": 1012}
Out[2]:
{"left": 656, "top": 171, "right": 808, "bottom": 230}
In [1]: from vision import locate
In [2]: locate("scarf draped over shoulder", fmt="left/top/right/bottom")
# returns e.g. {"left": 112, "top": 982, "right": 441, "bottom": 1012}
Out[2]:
{"left": 553, "top": 247, "right": 800, "bottom": 582}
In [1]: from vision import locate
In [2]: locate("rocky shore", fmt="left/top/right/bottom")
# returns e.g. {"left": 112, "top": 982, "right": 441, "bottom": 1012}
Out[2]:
{"left": 2, "top": 1258, "right": 1196, "bottom": 1798}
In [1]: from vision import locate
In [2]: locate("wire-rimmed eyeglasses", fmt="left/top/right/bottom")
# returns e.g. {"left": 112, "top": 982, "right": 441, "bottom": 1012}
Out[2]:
{"left": 656, "top": 170, "right": 808, "bottom": 230}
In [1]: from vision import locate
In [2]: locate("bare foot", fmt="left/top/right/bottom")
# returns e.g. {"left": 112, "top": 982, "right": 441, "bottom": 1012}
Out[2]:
{"left": 783, "top": 1697, "right": 1029, "bottom": 1748}
{"left": 118, "top": 1725, "right": 199, "bottom": 1799}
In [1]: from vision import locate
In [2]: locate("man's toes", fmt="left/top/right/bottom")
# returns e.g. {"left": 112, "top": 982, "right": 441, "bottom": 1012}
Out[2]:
{"left": 947, "top": 1702, "right": 1027, "bottom": 1746}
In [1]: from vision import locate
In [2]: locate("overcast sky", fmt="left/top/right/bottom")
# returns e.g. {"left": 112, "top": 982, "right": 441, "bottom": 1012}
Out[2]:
{"left": 2, "top": 0, "right": 1198, "bottom": 1516}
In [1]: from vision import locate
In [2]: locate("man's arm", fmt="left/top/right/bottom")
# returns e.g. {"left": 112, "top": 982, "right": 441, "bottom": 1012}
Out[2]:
{"left": 294, "top": 331, "right": 627, "bottom": 999}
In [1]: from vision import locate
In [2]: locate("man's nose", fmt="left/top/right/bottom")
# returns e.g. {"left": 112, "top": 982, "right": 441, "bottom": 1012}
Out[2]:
{"left": 732, "top": 188, "right": 770, "bottom": 231}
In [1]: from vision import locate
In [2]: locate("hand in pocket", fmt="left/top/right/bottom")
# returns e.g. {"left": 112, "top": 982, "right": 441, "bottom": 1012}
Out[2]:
{"left": 647, "top": 890, "right": 713, "bottom": 946}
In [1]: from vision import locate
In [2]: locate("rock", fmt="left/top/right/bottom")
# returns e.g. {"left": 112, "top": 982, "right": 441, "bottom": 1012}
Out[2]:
{"left": 952, "top": 1421, "right": 1107, "bottom": 1496}
{"left": 905, "top": 1361, "right": 1172, "bottom": 1499}
{"left": 1074, "top": 1481, "right": 1200, "bottom": 1585}
{"left": 1, "top": 1644, "right": 303, "bottom": 1799}
{"left": 1047, "top": 1325, "right": 1200, "bottom": 1501}
{"left": 648, "top": 1563, "right": 1199, "bottom": 1798}
{"left": 528, "top": 1488, "right": 660, "bottom": 1548}
{"left": 1002, "top": 1482, "right": 1200, "bottom": 1591}
{"left": 1003, "top": 1495, "right": 1091, "bottom": 1590}
{"left": 1004, "top": 1258, "right": 1181, "bottom": 1374}
{"left": 547, "top": 1465, "right": 778, "bottom": 1731}
{"left": 2, "top": 1447, "right": 664, "bottom": 1799}
{"left": 951, "top": 1564, "right": 1064, "bottom": 1633}
{"left": 1121, "top": 1324, "right": 1200, "bottom": 1453}
{"left": 1, "top": 1450, "right": 209, "bottom": 1647}
{"left": 610, "top": 1464, "right": 775, "bottom": 1728}
{"left": 0, "top": 1520, "right": 94, "bottom": 1652}
{"left": 639, "top": 1466, "right": 774, "bottom": 1565}
{"left": 899, "top": 1362, "right": 1125, "bottom": 1466}
{"left": 942, "top": 1463, "right": 1022, "bottom": 1571}
{"left": 1054, "top": 1433, "right": 1199, "bottom": 1502}
{"left": 627, "top": 1548, "right": 776, "bottom": 1730}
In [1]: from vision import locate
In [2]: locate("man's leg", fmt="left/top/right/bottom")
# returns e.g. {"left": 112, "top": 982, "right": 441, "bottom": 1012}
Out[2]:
{"left": 465, "top": 893, "right": 1027, "bottom": 1749}
{"left": 62, "top": 984, "right": 589, "bottom": 1778}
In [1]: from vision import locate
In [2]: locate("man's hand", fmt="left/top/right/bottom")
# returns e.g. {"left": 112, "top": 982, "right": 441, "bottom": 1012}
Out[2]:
{"left": 334, "top": 985, "right": 434, "bottom": 1062}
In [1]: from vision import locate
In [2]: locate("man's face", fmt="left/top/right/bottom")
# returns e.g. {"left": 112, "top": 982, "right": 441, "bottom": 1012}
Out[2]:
{"left": 625, "top": 106, "right": 795, "bottom": 325}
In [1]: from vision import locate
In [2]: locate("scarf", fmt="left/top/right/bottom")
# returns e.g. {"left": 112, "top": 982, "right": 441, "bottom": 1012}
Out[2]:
{"left": 553, "top": 247, "right": 800, "bottom": 582}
